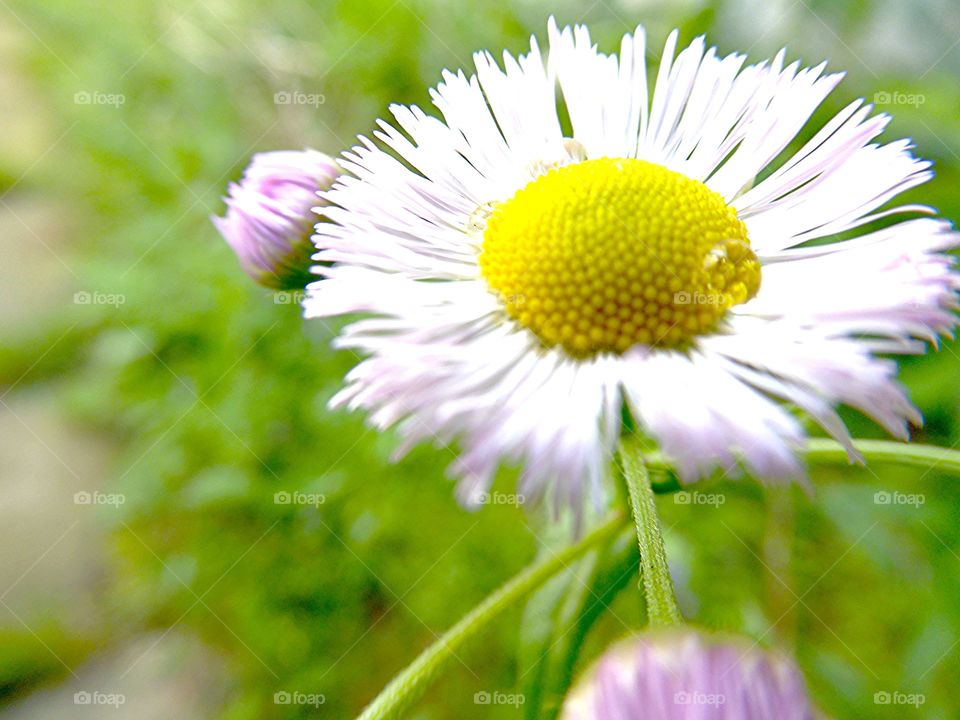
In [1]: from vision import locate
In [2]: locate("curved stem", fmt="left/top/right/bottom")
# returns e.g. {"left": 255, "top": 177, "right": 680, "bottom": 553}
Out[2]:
{"left": 804, "top": 438, "right": 960, "bottom": 475}
{"left": 546, "top": 528, "right": 638, "bottom": 716}
{"left": 356, "top": 512, "right": 627, "bottom": 720}
{"left": 644, "top": 439, "right": 960, "bottom": 485}
{"left": 618, "top": 436, "right": 682, "bottom": 627}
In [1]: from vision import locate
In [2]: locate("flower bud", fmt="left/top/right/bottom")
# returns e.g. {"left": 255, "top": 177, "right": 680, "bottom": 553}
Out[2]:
{"left": 213, "top": 149, "right": 338, "bottom": 289}
{"left": 562, "top": 630, "right": 814, "bottom": 719}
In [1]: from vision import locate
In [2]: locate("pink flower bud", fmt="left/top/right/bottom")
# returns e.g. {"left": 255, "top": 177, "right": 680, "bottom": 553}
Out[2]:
{"left": 563, "top": 630, "right": 814, "bottom": 719}
{"left": 213, "top": 149, "right": 338, "bottom": 289}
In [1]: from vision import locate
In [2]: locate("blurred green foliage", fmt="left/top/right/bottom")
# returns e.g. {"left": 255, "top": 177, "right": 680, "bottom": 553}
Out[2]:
{"left": 2, "top": 0, "right": 959, "bottom": 718}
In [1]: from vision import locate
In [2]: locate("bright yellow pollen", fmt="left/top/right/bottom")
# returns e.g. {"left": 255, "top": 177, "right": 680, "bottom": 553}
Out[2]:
{"left": 479, "top": 157, "right": 762, "bottom": 357}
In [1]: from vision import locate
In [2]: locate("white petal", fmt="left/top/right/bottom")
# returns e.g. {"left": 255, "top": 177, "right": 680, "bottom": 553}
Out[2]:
{"left": 549, "top": 20, "right": 648, "bottom": 159}
{"left": 705, "top": 57, "right": 844, "bottom": 200}
{"left": 620, "top": 348, "right": 805, "bottom": 482}
{"left": 741, "top": 218, "right": 960, "bottom": 342}
{"left": 702, "top": 321, "right": 922, "bottom": 445}
{"left": 743, "top": 139, "right": 933, "bottom": 252}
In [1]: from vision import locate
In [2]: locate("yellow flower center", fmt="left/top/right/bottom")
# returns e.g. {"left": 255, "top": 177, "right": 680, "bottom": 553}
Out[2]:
{"left": 479, "top": 157, "right": 761, "bottom": 357}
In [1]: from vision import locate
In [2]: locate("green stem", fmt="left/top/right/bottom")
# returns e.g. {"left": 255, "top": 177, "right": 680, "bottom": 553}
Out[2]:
{"left": 356, "top": 512, "right": 627, "bottom": 720}
{"left": 544, "top": 528, "right": 638, "bottom": 718}
{"left": 805, "top": 438, "right": 960, "bottom": 475}
{"left": 644, "top": 439, "right": 960, "bottom": 481}
{"left": 618, "top": 437, "right": 682, "bottom": 627}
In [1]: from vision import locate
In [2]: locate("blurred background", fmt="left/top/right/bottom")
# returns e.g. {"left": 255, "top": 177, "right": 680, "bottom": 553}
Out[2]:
{"left": 1, "top": 0, "right": 959, "bottom": 717}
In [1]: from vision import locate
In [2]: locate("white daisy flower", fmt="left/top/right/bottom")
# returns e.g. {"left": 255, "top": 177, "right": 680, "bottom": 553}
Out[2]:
{"left": 304, "top": 19, "right": 959, "bottom": 511}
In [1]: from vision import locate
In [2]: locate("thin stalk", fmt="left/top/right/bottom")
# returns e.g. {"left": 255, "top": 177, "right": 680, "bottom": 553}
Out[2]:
{"left": 356, "top": 512, "right": 627, "bottom": 720}
{"left": 805, "top": 438, "right": 960, "bottom": 475}
{"left": 643, "top": 439, "right": 960, "bottom": 483}
{"left": 618, "top": 437, "right": 682, "bottom": 627}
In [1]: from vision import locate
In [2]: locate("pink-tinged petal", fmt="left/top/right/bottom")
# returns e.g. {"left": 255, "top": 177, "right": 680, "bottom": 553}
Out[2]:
{"left": 562, "top": 631, "right": 815, "bottom": 720}
{"left": 619, "top": 348, "right": 805, "bottom": 483}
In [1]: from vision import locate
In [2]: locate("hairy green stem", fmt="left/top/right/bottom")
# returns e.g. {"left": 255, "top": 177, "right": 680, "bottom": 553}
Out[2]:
{"left": 618, "top": 437, "right": 682, "bottom": 627}
{"left": 644, "top": 439, "right": 960, "bottom": 485}
{"left": 356, "top": 512, "right": 627, "bottom": 720}
{"left": 805, "top": 438, "right": 960, "bottom": 475}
